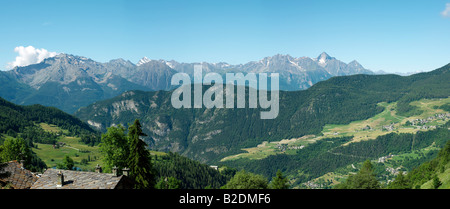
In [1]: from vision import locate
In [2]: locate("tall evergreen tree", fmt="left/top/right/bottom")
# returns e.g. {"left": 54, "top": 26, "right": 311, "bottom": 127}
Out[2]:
{"left": 388, "top": 171, "right": 410, "bottom": 189}
{"left": 432, "top": 175, "right": 442, "bottom": 189}
{"left": 127, "top": 119, "right": 155, "bottom": 189}
{"left": 269, "top": 170, "right": 289, "bottom": 189}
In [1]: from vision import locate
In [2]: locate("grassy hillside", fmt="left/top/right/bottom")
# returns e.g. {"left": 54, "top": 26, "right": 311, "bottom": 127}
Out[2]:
{"left": 0, "top": 97, "right": 98, "bottom": 139}
{"left": 221, "top": 98, "right": 450, "bottom": 162}
{"left": 31, "top": 124, "right": 103, "bottom": 171}
{"left": 0, "top": 96, "right": 101, "bottom": 171}
{"left": 403, "top": 139, "right": 450, "bottom": 189}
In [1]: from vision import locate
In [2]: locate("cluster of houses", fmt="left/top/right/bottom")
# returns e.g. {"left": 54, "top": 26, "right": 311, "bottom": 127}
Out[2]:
{"left": 276, "top": 144, "right": 305, "bottom": 152}
{"left": 378, "top": 154, "right": 395, "bottom": 163}
{"left": 408, "top": 113, "right": 450, "bottom": 129}
{"left": 385, "top": 166, "right": 403, "bottom": 176}
{"left": 303, "top": 180, "right": 324, "bottom": 189}
{"left": 382, "top": 124, "right": 396, "bottom": 132}
{"left": 0, "top": 160, "right": 134, "bottom": 189}
{"left": 371, "top": 112, "right": 450, "bottom": 132}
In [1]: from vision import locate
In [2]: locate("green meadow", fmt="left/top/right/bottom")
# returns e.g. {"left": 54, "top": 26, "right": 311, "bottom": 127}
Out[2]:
{"left": 32, "top": 123, "right": 103, "bottom": 171}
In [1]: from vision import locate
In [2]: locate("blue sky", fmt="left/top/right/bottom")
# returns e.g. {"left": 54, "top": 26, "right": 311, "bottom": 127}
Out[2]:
{"left": 0, "top": 0, "right": 449, "bottom": 73}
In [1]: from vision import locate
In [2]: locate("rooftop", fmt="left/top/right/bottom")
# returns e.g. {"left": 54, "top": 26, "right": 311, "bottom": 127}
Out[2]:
{"left": 0, "top": 160, "right": 38, "bottom": 189}
{"left": 30, "top": 168, "right": 131, "bottom": 189}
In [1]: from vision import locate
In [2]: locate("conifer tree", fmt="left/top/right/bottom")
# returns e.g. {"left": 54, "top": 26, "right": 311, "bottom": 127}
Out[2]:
{"left": 269, "top": 170, "right": 289, "bottom": 189}
{"left": 388, "top": 171, "right": 410, "bottom": 189}
{"left": 127, "top": 119, "right": 155, "bottom": 189}
{"left": 432, "top": 175, "right": 442, "bottom": 189}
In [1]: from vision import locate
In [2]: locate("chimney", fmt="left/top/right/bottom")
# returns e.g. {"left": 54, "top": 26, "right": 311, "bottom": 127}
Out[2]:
{"left": 122, "top": 167, "right": 130, "bottom": 176}
{"left": 95, "top": 164, "right": 102, "bottom": 173}
{"left": 56, "top": 171, "right": 64, "bottom": 187}
{"left": 112, "top": 166, "right": 119, "bottom": 177}
{"left": 20, "top": 160, "right": 25, "bottom": 169}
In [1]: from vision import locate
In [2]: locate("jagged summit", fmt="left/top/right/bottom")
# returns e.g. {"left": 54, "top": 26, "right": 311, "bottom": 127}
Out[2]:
{"left": 316, "top": 52, "right": 335, "bottom": 64}
{"left": 137, "top": 57, "right": 151, "bottom": 66}
{"left": 52, "top": 53, "right": 90, "bottom": 61}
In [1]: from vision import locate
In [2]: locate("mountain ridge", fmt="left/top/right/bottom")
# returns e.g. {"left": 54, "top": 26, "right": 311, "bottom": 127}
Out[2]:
{"left": 1, "top": 52, "right": 375, "bottom": 113}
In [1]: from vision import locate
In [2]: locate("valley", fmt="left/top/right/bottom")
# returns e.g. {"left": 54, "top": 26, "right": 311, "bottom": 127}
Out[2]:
{"left": 218, "top": 96, "right": 450, "bottom": 188}
{"left": 220, "top": 97, "right": 450, "bottom": 162}
{"left": 31, "top": 123, "right": 103, "bottom": 171}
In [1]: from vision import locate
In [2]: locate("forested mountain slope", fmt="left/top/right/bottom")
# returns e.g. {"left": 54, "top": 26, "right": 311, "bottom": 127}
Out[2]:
{"left": 75, "top": 64, "right": 450, "bottom": 164}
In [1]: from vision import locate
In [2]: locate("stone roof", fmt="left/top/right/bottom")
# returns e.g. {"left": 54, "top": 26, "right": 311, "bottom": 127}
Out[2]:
{"left": 30, "top": 168, "right": 131, "bottom": 189}
{"left": 0, "top": 160, "right": 38, "bottom": 189}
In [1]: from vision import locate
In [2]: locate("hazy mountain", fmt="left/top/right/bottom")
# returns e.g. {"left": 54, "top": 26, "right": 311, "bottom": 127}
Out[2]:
{"left": 130, "top": 60, "right": 178, "bottom": 91}
{"left": 3, "top": 54, "right": 151, "bottom": 113}
{"left": 103, "top": 58, "right": 137, "bottom": 79}
{"left": 0, "top": 70, "right": 35, "bottom": 103}
{"left": 0, "top": 52, "right": 374, "bottom": 113}
{"left": 155, "top": 52, "right": 374, "bottom": 90}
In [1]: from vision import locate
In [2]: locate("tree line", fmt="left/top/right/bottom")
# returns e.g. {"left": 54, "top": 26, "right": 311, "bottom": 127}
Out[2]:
{"left": 99, "top": 119, "right": 291, "bottom": 189}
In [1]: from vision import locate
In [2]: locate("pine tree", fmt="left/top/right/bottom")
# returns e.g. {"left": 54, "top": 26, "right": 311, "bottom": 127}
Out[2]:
{"left": 432, "top": 175, "right": 442, "bottom": 189}
{"left": 269, "top": 170, "right": 289, "bottom": 189}
{"left": 127, "top": 119, "right": 155, "bottom": 189}
{"left": 388, "top": 171, "right": 410, "bottom": 189}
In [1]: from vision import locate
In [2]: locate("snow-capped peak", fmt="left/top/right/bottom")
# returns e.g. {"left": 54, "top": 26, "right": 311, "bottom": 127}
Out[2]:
{"left": 316, "top": 52, "right": 334, "bottom": 66}
{"left": 137, "top": 57, "right": 151, "bottom": 66}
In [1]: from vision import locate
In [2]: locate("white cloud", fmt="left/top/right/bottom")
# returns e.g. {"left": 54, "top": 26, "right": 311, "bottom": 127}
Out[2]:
{"left": 442, "top": 3, "right": 450, "bottom": 17}
{"left": 7, "top": 46, "right": 58, "bottom": 69}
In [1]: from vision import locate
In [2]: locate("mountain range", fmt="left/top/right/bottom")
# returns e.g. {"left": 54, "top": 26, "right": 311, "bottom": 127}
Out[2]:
{"left": 0, "top": 52, "right": 373, "bottom": 113}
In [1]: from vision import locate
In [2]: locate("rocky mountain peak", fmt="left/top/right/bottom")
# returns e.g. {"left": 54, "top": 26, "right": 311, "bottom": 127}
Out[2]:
{"left": 348, "top": 60, "right": 362, "bottom": 68}
{"left": 316, "top": 52, "right": 334, "bottom": 64}
{"left": 137, "top": 57, "right": 151, "bottom": 66}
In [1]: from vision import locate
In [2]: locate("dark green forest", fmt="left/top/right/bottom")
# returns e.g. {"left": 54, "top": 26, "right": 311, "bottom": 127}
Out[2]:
{"left": 0, "top": 98, "right": 100, "bottom": 144}
{"left": 153, "top": 152, "right": 235, "bottom": 189}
